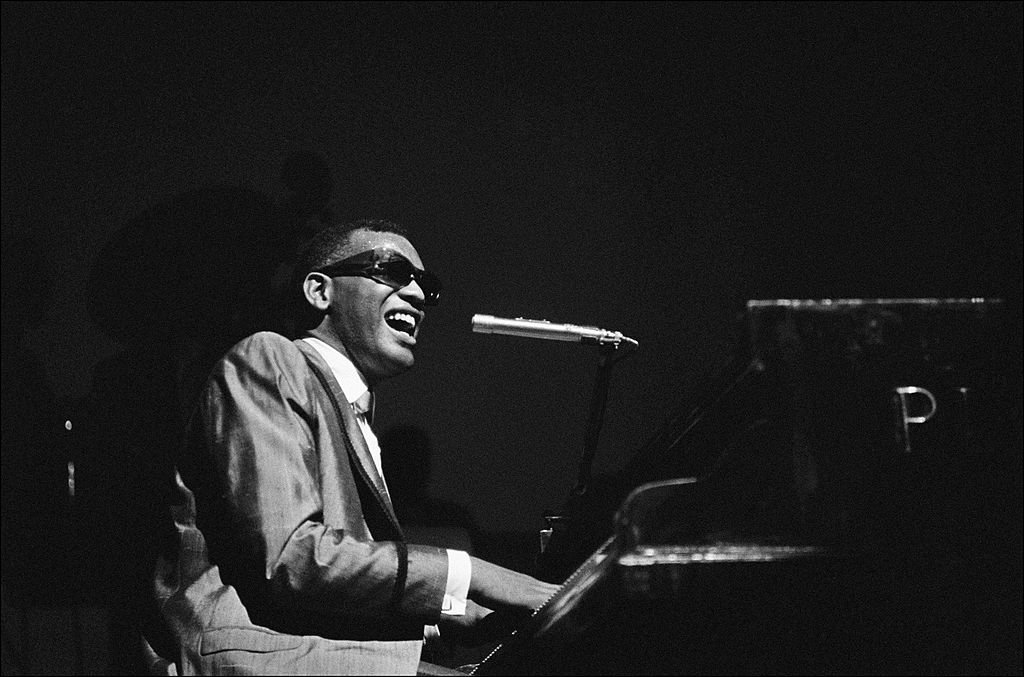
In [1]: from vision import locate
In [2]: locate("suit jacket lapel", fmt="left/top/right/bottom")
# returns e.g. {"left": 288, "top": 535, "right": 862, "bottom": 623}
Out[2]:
{"left": 294, "top": 340, "right": 403, "bottom": 533}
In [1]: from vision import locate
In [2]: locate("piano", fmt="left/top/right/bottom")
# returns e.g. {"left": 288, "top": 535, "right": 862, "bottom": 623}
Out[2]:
{"left": 473, "top": 298, "right": 1022, "bottom": 675}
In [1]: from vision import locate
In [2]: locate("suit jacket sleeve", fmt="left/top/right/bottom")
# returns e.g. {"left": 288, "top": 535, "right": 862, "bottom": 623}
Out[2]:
{"left": 184, "top": 332, "right": 448, "bottom": 629}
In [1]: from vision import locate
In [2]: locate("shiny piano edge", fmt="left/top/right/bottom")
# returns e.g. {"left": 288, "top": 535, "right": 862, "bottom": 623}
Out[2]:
{"left": 746, "top": 297, "right": 1001, "bottom": 309}
{"left": 619, "top": 544, "right": 833, "bottom": 600}
{"left": 470, "top": 535, "right": 618, "bottom": 675}
{"left": 620, "top": 543, "right": 830, "bottom": 564}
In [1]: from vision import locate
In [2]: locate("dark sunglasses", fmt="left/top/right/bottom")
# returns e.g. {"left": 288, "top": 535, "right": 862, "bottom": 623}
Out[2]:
{"left": 317, "top": 248, "right": 442, "bottom": 305}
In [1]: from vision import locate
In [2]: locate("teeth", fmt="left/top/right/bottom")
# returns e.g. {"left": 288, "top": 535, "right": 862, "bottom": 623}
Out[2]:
{"left": 392, "top": 312, "right": 415, "bottom": 327}
{"left": 386, "top": 311, "right": 418, "bottom": 333}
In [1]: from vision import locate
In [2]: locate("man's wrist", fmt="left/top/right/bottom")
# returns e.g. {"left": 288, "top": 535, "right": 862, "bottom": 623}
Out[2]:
{"left": 442, "top": 549, "right": 471, "bottom": 616}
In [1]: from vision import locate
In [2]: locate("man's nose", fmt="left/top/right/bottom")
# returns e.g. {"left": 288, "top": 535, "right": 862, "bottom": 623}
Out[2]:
{"left": 399, "top": 277, "right": 426, "bottom": 304}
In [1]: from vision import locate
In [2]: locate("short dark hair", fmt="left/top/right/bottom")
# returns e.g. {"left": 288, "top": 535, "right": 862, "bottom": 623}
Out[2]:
{"left": 291, "top": 218, "right": 411, "bottom": 331}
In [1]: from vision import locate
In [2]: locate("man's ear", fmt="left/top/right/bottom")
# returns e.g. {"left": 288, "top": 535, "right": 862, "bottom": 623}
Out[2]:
{"left": 303, "top": 272, "right": 333, "bottom": 311}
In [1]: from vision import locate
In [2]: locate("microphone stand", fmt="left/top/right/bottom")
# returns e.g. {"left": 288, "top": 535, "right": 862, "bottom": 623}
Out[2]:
{"left": 538, "top": 336, "right": 636, "bottom": 579}
{"left": 572, "top": 343, "right": 626, "bottom": 499}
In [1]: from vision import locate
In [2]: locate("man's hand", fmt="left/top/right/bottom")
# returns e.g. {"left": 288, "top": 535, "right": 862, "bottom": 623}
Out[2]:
{"left": 436, "top": 600, "right": 530, "bottom": 646}
{"left": 467, "top": 557, "right": 560, "bottom": 612}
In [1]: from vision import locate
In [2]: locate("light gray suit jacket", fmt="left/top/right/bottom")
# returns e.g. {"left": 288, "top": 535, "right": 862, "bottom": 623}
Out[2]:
{"left": 151, "top": 332, "right": 451, "bottom": 675}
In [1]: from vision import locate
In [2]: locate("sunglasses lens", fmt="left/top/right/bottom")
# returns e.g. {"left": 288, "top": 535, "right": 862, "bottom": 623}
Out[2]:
{"left": 377, "top": 259, "right": 415, "bottom": 287}
{"left": 419, "top": 271, "right": 442, "bottom": 305}
{"left": 377, "top": 260, "right": 441, "bottom": 304}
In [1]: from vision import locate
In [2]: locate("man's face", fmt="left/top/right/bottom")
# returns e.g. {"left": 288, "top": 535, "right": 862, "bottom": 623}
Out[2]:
{"left": 323, "top": 229, "right": 428, "bottom": 385}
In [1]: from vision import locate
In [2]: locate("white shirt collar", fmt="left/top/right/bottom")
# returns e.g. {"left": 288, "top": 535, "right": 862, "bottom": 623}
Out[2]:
{"left": 302, "top": 336, "right": 369, "bottom": 406}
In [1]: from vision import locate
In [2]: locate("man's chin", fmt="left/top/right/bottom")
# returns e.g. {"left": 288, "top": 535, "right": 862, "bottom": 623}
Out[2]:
{"left": 380, "top": 350, "right": 415, "bottom": 377}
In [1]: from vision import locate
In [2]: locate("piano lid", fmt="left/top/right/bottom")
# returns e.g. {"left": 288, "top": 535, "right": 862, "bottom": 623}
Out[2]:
{"left": 477, "top": 297, "right": 1020, "bottom": 676}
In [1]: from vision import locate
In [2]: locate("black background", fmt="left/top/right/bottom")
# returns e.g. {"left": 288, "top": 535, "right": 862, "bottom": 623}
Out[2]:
{"left": 3, "top": 1, "right": 1021, "bottom": 536}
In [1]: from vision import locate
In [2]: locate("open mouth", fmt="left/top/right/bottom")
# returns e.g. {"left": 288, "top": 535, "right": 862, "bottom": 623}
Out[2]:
{"left": 385, "top": 310, "right": 419, "bottom": 337}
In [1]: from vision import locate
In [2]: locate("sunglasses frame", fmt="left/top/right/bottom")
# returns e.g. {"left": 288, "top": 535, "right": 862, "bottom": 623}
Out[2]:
{"left": 316, "top": 247, "right": 442, "bottom": 305}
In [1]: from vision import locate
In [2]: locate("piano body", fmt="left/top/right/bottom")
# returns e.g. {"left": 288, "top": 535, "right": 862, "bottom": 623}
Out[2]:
{"left": 474, "top": 298, "right": 1021, "bottom": 675}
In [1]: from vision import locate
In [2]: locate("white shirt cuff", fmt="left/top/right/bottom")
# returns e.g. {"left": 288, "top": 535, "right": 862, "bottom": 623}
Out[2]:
{"left": 441, "top": 549, "right": 471, "bottom": 616}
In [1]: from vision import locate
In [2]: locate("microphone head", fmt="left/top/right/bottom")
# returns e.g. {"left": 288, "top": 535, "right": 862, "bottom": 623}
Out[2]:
{"left": 471, "top": 314, "right": 496, "bottom": 333}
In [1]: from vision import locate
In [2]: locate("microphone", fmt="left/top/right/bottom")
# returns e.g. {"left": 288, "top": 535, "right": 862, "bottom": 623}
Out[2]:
{"left": 472, "top": 314, "right": 638, "bottom": 348}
